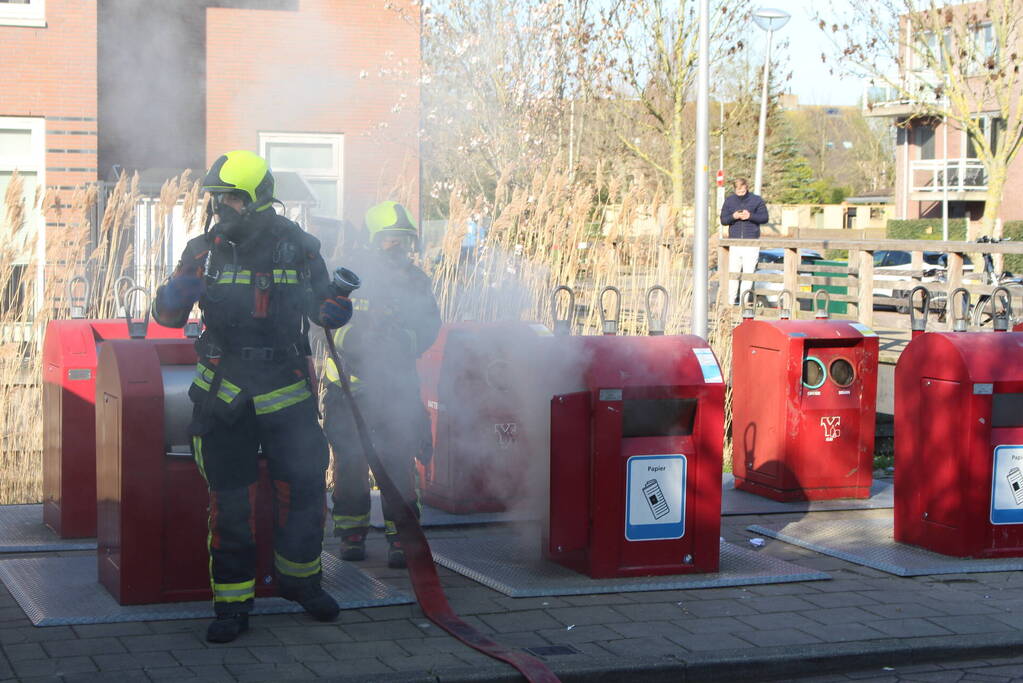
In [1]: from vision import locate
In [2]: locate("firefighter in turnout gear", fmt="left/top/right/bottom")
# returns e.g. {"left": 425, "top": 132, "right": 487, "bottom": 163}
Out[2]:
{"left": 153, "top": 150, "right": 354, "bottom": 644}
{"left": 323, "top": 201, "right": 440, "bottom": 569}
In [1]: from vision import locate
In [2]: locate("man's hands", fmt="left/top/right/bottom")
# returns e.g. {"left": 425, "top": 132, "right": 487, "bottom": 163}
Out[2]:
{"left": 158, "top": 273, "right": 204, "bottom": 311}
{"left": 732, "top": 209, "right": 751, "bottom": 220}
{"left": 320, "top": 296, "right": 353, "bottom": 329}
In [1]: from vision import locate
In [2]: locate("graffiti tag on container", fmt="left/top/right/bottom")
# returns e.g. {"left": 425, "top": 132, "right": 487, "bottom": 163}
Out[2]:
{"left": 494, "top": 422, "right": 517, "bottom": 447}
{"left": 820, "top": 416, "right": 841, "bottom": 442}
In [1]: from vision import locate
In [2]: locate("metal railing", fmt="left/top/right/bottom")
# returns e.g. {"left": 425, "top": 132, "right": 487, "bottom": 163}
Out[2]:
{"left": 718, "top": 237, "right": 1023, "bottom": 329}
{"left": 911, "top": 159, "right": 988, "bottom": 193}
{"left": 862, "top": 72, "right": 948, "bottom": 113}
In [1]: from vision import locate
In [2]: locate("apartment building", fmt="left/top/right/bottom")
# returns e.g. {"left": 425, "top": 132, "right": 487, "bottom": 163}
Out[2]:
{"left": 863, "top": 2, "right": 1019, "bottom": 226}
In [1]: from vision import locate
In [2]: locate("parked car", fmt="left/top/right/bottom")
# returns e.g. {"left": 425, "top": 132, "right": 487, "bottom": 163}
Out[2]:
{"left": 875, "top": 250, "right": 973, "bottom": 311}
{"left": 754, "top": 248, "right": 824, "bottom": 306}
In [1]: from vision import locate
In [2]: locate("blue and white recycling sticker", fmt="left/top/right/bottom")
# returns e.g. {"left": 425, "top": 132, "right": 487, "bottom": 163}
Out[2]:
{"left": 849, "top": 322, "right": 877, "bottom": 337}
{"left": 692, "top": 348, "right": 723, "bottom": 383}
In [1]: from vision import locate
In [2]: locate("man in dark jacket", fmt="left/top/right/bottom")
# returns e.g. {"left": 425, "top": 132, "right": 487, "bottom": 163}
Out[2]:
{"left": 153, "top": 150, "right": 353, "bottom": 644}
{"left": 322, "top": 201, "right": 441, "bottom": 569}
{"left": 719, "top": 177, "right": 769, "bottom": 304}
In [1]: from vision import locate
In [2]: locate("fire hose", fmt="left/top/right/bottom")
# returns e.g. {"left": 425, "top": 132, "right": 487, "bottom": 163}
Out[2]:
{"left": 323, "top": 293, "right": 559, "bottom": 682}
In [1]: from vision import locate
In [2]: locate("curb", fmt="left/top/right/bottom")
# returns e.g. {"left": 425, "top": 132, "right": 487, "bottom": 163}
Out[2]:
{"left": 313, "top": 631, "right": 1023, "bottom": 682}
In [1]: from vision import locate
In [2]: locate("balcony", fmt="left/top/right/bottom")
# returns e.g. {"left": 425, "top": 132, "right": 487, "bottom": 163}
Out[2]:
{"left": 862, "top": 72, "right": 947, "bottom": 118}
{"left": 909, "top": 158, "right": 988, "bottom": 202}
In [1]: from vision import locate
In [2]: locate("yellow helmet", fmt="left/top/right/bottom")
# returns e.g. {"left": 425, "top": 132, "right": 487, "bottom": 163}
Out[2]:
{"left": 365, "top": 201, "right": 417, "bottom": 245}
{"left": 202, "top": 150, "right": 275, "bottom": 212}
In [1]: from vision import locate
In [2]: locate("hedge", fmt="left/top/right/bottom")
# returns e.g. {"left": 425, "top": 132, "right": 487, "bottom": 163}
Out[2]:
{"left": 886, "top": 218, "right": 968, "bottom": 241}
{"left": 1003, "top": 220, "right": 1023, "bottom": 274}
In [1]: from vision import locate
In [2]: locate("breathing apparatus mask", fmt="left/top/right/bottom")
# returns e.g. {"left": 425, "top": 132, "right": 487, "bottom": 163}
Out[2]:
{"left": 206, "top": 191, "right": 252, "bottom": 242}
{"left": 380, "top": 234, "right": 416, "bottom": 266}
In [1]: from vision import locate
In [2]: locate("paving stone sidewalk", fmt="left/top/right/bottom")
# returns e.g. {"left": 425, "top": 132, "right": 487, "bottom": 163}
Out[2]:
{"left": 3, "top": 507, "right": 1023, "bottom": 683}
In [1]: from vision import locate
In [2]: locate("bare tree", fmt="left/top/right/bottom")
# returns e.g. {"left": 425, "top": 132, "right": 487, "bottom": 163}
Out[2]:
{"left": 820, "top": 0, "right": 1023, "bottom": 237}
{"left": 584, "top": 0, "right": 751, "bottom": 236}
{"left": 419, "top": 0, "right": 596, "bottom": 215}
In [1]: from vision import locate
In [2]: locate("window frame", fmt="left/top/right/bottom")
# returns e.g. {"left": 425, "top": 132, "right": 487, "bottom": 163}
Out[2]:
{"left": 0, "top": 0, "right": 46, "bottom": 28}
{"left": 258, "top": 132, "right": 344, "bottom": 220}
{"left": 0, "top": 116, "right": 46, "bottom": 316}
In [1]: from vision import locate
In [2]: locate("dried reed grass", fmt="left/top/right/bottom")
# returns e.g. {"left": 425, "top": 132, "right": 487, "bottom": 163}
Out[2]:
{"left": 0, "top": 172, "right": 201, "bottom": 503}
{"left": 429, "top": 168, "right": 696, "bottom": 337}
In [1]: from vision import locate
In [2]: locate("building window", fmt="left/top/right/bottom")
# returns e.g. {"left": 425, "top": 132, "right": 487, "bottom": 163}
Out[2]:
{"left": 259, "top": 133, "right": 344, "bottom": 220}
{"left": 1, "top": 265, "right": 29, "bottom": 317}
{"left": 966, "top": 116, "right": 1005, "bottom": 158}
{"left": 914, "top": 29, "right": 950, "bottom": 71}
{"left": 0, "top": 117, "right": 45, "bottom": 232}
{"left": 971, "top": 22, "right": 997, "bottom": 65}
{"left": 0, "top": 0, "right": 46, "bottom": 28}
{"left": 0, "top": 117, "right": 45, "bottom": 315}
{"left": 916, "top": 125, "right": 934, "bottom": 160}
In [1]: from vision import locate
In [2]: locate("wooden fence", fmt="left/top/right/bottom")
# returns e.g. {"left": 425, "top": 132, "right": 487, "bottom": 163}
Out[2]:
{"left": 718, "top": 237, "right": 1023, "bottom": 329}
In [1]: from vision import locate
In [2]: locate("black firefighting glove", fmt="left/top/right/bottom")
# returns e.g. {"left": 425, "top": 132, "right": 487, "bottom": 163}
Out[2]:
{"left": 319, "top": 296, "right": 353, "bottom": 329}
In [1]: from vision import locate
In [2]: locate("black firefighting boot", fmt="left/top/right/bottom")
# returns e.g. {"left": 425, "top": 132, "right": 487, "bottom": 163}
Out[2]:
{"left": 387, "top": 538, "right": 407, "bottom": 569}
{"left": 296, "top": 589, "right": 340, "bottom": 622}
{"left": 206, "top": 612, "right": 249, "bottom": 643}
{"left": 279, "top": 574, "right": 340, "bottom": 623}
{"left": 339, "top": 533, "right": 366, "bottom": 561}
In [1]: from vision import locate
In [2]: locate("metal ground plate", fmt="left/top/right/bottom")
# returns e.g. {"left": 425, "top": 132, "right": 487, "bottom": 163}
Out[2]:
{"left": 748, "top": 515, "right": 1023, "bottom": 576}
{"left": 721, "top": 474, "right": 894, "bottom": 516}
{"left": 430, "top": 535, "right": 829, "bottom": 597}
{"left": 0, "top": 505, "right": 96, "bottom": 553}
{"left": 0, "top": 553, "right": 412, "bottom": 626}
{"left": 366, "top": 490, "right": 540, "bottom": 528}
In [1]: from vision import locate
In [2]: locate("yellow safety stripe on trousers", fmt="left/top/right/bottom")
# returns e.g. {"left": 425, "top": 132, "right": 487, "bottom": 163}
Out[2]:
{"left": 323, "top": 326, "right": 358, "bottom": 386}
{"left": 215, "top": 269, "right": 252, "bottom": 285}
{"left": 272, "top": 269, "right": 299, "bottom": 284}
{"left": 213, "top": 579, "right": 255, "bottom": 603}
{"left": 332, "top": 513, "right": 371, "bottom": 531}
{"left": 192, "top": 435, "right": 208, "bottom": 480}
{"left": 192, "top": 363, "right": 243, "bottom": 404}
{"left": 253, "top": 379, "right": 311, "bottom": 415}
{"left": 274, "top": 552, "right": 321, "bottom": 578}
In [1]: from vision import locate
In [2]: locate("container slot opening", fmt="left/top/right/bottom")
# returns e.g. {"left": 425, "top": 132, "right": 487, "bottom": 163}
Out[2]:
{"left": 830, "top": 358, "right": 855, "bottom": 387}
{"left": 622, "top": 398, "right": 697, "bottom": 437}
{"left": 802, "top": 357, "right": 826, "bottom": 389}
{"left": 993, "top": 393, "right": 1023, "bottom": 428}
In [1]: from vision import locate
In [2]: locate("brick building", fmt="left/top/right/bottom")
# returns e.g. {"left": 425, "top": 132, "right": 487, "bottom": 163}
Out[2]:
{"left": 862, "top": 1, "right": 1021, "bottom": 228}
{"left": 0, "top": 0, "right": 420, "bottom": 308}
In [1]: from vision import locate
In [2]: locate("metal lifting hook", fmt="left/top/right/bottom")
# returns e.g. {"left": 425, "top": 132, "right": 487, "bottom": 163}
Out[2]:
{"left": 646, "top": 285, "right": 668, "bottom": 335}
{"left": 114, "top": 276, "right": 136, "bottom": 317}
{"left": 908, "top": 286, "right": 930, "bottom": 339}
{"left": 813, "top": 290, "right": 831, "bottom": 319}
{"left": 121, "top": 286, "right": 151, "bottom": 339}
{"left": 741, "top": 289, "right": 756, "bottom": 320}
{"left": 67, "top": 275, "right": 91, "bottom": 319}
{"left": 777, "top": 289, "right": 793, "bottom": 320}
{"left": 991, "top": 286, "right": 1013, "bottom": 332}
{"left": 950, "top": 287, "right": 971, "bottom": 332}
{"left": 551, "top": 286, "right": 575, "bottom": 336}
{"left": 599, "top": 286, "right": 621, "bottom": 335}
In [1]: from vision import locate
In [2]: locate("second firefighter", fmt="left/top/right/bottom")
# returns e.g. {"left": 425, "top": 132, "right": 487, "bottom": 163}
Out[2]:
{"left": 323, "top": 200, "right": 441, "bottom": 568}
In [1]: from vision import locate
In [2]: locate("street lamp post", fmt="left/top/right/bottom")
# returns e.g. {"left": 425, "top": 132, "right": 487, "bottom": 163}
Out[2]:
{"left": 693, "top": 0, "right": 710, "bottom": 339}
{"left": 752, "top": 7, "right": 790, "bottom": 196}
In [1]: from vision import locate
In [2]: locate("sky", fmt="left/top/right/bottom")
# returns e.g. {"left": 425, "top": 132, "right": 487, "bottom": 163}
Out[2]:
{"left": 764, "top": 0, "right": 863, "bottom": 107}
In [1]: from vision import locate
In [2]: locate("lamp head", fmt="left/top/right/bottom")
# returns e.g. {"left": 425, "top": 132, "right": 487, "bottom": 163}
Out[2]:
{"left": 753, "top": 7, "right": 790, "bottom": 32}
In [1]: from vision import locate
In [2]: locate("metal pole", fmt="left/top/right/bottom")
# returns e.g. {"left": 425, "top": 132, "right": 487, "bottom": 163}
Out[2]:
{"left": 692, "top": 0, "right": 710, "bottom": 339}
{"left": 942, "top": 116, "right": 949, "bottom": 241}
{"left": 717, "top": 101, "right": 726, "bottom": 232}
{"left": 753, "top": 28, "right": 773, "bottom": 196}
